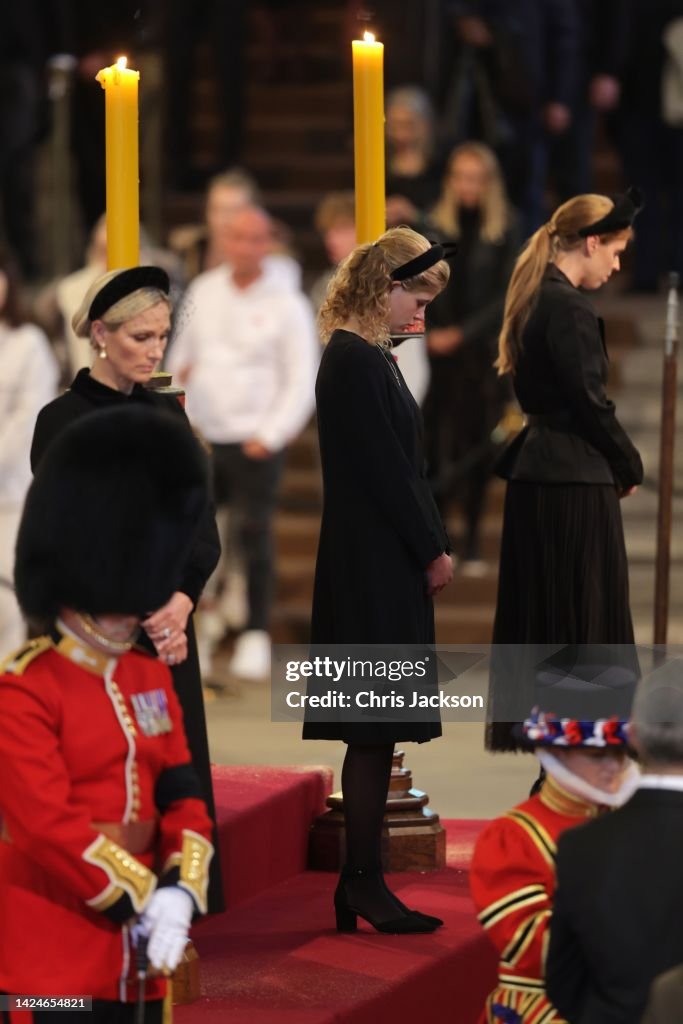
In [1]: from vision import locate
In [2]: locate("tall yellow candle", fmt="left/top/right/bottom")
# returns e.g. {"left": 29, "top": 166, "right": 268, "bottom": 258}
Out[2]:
{"left": 96, "top": 57, "right": 140, "bottom": 269}
{"left": 352, "top": 32, "right": 386, "bottom": 244}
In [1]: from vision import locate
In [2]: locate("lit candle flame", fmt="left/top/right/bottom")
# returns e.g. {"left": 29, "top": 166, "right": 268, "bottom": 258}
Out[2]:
{"left": 363, "top": 31, "right": 375, "bottom": 43}
{"left": 116, "top": 56, "right": 128, "bottom": 70}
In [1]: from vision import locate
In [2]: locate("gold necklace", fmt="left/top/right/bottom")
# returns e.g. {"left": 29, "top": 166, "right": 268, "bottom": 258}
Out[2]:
{"left": 76, "top": 612, "right": 137, "bottom": 654}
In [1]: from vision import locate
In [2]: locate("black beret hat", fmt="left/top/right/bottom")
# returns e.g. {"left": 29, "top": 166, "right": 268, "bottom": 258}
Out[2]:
{"left": 15, "top": 405, "right": 208, "bottom": 620}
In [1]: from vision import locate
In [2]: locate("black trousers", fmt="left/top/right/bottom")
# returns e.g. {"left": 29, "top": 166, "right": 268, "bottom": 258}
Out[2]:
{"left": 211, "top": 443, "right": 285, "bottom": 631}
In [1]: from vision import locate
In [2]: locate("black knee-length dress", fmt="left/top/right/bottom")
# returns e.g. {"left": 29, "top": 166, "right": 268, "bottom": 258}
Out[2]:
{"left": 303, "top": 329, "right": 450, "bottom": 745}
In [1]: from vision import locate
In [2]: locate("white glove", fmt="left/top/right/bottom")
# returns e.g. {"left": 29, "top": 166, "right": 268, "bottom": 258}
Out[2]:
{"left": 140, "top": 887, "right": 194, "bottom": 973}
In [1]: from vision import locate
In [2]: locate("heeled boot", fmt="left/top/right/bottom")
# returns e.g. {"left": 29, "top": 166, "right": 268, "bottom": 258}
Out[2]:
{"left": 334, "top": 865, "right": 443, "bottom": 933}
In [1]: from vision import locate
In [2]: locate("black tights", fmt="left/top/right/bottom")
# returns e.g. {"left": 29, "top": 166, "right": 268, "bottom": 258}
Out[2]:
{"left": 340, "top": 742, "right": 406, "bottom": 922}
{"left": 341, "top": 742, "right": 394, "bottom": 868}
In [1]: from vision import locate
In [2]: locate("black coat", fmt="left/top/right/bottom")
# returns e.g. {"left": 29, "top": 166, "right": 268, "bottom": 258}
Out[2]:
{"left": 547, "top": 787, "right": 683, "bottom": 1024}
{"left": 497, "top": 265, "right": 643, "bottom": 489}
{"left": 30, "top": 369, "right": 224, "bottom": 911}
{"left": 446, "top": 0, "right": 581, "bottom": 108}
{"left": 304, "top": 330, "right": 448, "bottom": 743}
{"left": 426, "top": 215, "right": 520, "bottom": 350}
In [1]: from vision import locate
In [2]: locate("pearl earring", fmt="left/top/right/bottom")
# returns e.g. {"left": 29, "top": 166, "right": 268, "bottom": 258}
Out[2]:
{"left": 99, "top": 346, "right": 107, "bottom": 360}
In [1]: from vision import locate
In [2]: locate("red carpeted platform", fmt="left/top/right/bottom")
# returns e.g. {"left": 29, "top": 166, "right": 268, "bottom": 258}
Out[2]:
{"left": 210, "top": 764, "right": 334, "bottom": 907}
{"left": 178, "top": 767, "right": 495, "bottom": 1024}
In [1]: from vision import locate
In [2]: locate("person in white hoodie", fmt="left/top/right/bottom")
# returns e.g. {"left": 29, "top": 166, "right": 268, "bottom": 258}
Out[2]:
{"left": 167, "top": 205, "right": 318, "bottom": 679}
{"left": 0, "top": 251, "right": 58, "bottom": 652}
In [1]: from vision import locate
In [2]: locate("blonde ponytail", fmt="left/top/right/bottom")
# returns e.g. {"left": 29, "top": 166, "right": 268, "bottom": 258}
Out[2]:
{"left": 496, "top": 193, "right": 625, "bottom": 375}
{"left": 496, "top": 226, "right": 551, "bottom": 374}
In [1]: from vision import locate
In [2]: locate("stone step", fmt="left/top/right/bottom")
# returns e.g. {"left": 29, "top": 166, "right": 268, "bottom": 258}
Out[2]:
{"left": 279, "top": 467, "right": 323, "bottom": 508}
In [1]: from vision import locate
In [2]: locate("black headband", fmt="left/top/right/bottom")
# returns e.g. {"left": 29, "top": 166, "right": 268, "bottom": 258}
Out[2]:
{"left": 89, "top": 266, "right": 171, "bottom": 322}
{"left": 577, "top": 186, "right": 643, "bottom": 238}
{"left": 389, "top": 241, "right": 457, "bottom": 282}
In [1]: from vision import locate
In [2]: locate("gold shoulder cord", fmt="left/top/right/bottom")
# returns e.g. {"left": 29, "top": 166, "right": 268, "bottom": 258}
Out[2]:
{"left": 0, "top": 637, "right": 53, "bottom": 675}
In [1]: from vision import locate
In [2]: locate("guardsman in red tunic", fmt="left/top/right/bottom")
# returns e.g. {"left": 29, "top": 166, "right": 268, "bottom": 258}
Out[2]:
{"left": 470, "top": 709, "right": 639, "bottom": 1024}
{"left": 0, "top": 406, "right": 216, "bottom": 1023}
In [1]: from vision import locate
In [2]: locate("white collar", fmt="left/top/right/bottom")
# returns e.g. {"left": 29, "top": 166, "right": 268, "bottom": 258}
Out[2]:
{"left": 639, "top": 774, "right": 683, "bottom": 792}
{"left": 537, "top": 749, "right": 641, "bottom": 808}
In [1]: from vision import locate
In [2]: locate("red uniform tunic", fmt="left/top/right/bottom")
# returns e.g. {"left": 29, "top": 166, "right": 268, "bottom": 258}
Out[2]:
{"left": 469, "top": 776, "right": 601, "bottom": 1024}
{"left": 0, "top": 629, "right": 214, "bottom": 1002}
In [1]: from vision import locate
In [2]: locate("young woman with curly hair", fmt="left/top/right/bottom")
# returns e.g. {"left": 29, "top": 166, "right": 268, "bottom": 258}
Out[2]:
{"left": 304, "top": 226, "right": 453, "bottom": 933}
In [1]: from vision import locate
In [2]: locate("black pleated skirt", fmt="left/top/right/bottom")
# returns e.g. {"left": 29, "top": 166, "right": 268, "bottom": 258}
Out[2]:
{"left": 487, "top": 481, "right": 637, "bottom": 750}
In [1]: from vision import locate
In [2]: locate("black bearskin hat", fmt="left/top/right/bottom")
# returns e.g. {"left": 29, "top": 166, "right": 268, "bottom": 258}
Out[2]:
{"left": 15, "top": 405, "right": 208, "bottom": 620}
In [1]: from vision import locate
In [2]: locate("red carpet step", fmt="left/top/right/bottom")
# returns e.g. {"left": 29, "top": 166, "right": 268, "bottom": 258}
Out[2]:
{"left": 180, "top": 813, "right": 496, "bottom": 1024}
{"left": 211, "top": 764, "right": 334, "bottom": 907}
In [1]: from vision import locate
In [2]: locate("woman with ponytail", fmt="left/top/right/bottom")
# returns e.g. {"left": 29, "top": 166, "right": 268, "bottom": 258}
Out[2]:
{"left": 488, "top": 191, "right": 644, "bottom": 752}
{"left": 304, "top": 227, "right": 453, "bottom": 933}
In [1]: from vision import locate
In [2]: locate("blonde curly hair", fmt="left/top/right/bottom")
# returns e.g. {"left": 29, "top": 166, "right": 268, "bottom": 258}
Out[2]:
{"left": 318, "top": 226, "right": 450, "bottom": 346}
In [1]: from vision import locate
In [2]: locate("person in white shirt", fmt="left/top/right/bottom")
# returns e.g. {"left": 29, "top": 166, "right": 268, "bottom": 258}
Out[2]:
{"left": 0, "top": 253, "right": 59, "bottom": 652}
{"left": 167, "top": 205, "right": 318, "bottom": 679}
{"left": 169, "top": 167, "right": 302, "bottom": 290}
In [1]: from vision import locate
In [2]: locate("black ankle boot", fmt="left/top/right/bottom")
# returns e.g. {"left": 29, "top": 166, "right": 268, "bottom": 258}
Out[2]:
{"left": 334, "top": 865, "right": 442, "bottom": 934}
{"left": 379, "top": 876, "right": 444, "bottom": 929}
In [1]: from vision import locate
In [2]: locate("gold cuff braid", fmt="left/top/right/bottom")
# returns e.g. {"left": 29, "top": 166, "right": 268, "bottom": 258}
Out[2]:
{"left": 84, "top": 834, "right": 157, "bottom": 913}
{"left": 178, "top": 830, "right": 213, "bottom": 915}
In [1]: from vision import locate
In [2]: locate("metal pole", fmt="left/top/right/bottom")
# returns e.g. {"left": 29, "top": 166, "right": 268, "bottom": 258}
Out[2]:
{"left": 139, "top": 52, "right": 164, "bottom": 245}
{"left": 48, "top": 60, "right": 75, "bottom": 278}
{"left": 653, "top": 272, "right": 679, "bottom": 644}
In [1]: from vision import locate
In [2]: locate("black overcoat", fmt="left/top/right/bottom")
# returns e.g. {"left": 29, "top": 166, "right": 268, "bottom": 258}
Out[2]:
{"left": 304, "top": 330, "right": 449, "bottom": 744}
{"left": 30, "top": 368, "right": 224, "bottom": 911}
{"left": 547, "top": 787, "right": 683, "bottom": 1024}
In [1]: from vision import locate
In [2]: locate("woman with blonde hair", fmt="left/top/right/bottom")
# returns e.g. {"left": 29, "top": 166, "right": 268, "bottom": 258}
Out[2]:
{"left": 424, "top": 141, "right": 520, "bottom": 571}
{"left": 304, "top": 227, "right": 453, "bottom": 933}
{"left": 29, "top": 266, "right": 224, "bottom": 911}
{"left": 488, "top": 190, "right": 644, "bottom": 751}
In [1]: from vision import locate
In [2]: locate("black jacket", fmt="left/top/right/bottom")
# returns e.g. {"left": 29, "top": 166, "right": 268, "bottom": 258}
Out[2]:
{"left": 447, "top": 0, "right": 581, "bottom": 107}
{"left": 426, "top": 213, "right": 521, "bottom": 355}
{"left": 547, "top": 787, "right": 683, "bottom": 1024}
{"left": 497, "top": 266, "right": 643, "bottom": 488}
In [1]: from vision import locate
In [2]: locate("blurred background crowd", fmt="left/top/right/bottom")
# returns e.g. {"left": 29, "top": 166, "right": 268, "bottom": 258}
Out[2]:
{"left": 1, "top": 0, "right": 682, "bottom": 680}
